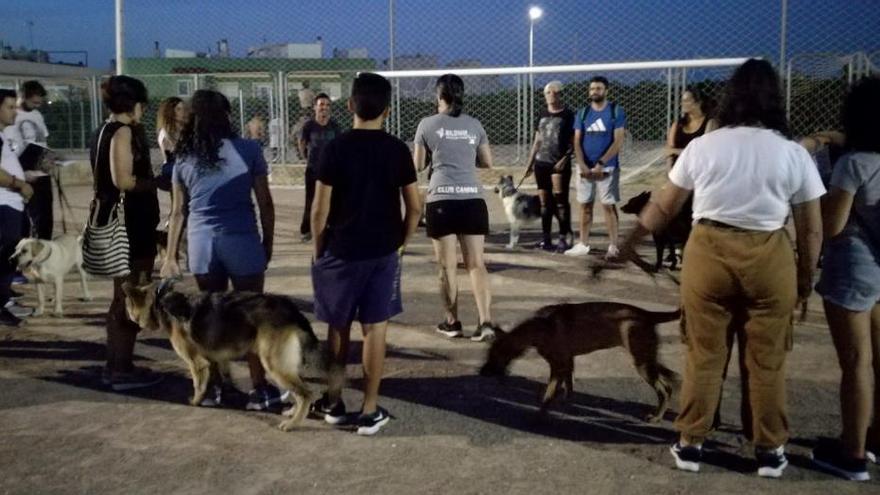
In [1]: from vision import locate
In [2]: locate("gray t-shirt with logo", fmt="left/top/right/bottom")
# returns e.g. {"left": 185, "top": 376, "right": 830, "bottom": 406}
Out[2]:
{"left": 415, "top": 113, "right": 487, "bottom": 203}
{"left": 831, "top": 151, "right": 880, "bottom": 249}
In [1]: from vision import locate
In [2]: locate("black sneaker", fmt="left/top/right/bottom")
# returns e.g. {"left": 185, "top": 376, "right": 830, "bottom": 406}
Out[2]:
{"left": 470, "top": 322, "right": 497, "bottom": 342}
{"left": 811, "top": 438, "right": 870, "bottom": 481}
{"left": 670, "top": 442, "right": 702, "bottom": 473}
{"left": 756, "top": 445, "right": 788, "bottom": 478}
{"left": 310, "top": 394, "right": 347, "bottom": 424}
{"left": 300, "top": 233, "right": 312, "bottom": 243}
{"left": 436, "top": 320, "right": 463, "bottom": 338}
{"left": 356, "top": 407, "right": 390, "bottom": 436}
{"left": 534, "top": 240, "right": 556, "bottom": 251}
{"left": 198, "top": 382, "right": 245, "bottom": 408}
{"left": 108, "top": 367, "right": 164, "bottom": 392}
{"left": 245, "top": 384, "right": 288, "bottom": 411}
{"left": 0, "top": 308, "right": 23, "bottom": 327}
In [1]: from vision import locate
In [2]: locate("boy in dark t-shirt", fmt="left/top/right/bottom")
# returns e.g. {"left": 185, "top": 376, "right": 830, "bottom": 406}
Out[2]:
{"left": 310, "top": 72, "right": 421, "bottom": 435}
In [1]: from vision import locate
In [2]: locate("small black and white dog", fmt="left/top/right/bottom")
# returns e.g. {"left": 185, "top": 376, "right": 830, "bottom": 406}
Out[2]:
{"left": 494, "top": 175, "right": 542, "bottom": 249}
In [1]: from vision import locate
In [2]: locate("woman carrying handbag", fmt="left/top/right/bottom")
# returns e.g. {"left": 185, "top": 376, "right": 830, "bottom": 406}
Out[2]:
{"left": 87, "top": 75, "right": 161, "bottom": 391}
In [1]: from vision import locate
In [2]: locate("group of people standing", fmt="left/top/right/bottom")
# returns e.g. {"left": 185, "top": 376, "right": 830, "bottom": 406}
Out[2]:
{"left": 2, "top": 59, "right": 879, "bottom": 470}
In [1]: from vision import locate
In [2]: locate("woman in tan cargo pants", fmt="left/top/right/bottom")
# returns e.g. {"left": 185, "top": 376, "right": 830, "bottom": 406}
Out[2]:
{"left": 614, "top": 59, "right": 825, "bottom": 478}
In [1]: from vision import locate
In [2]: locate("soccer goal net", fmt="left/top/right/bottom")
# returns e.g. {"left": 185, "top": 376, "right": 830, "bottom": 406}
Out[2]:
{"left": 376, "top": 57, "right": 750, "bottom": 188}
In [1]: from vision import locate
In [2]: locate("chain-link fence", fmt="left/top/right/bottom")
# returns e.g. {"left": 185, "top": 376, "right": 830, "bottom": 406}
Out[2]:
{"left": 2, "top": 0, "right": 877, "bottom": 167}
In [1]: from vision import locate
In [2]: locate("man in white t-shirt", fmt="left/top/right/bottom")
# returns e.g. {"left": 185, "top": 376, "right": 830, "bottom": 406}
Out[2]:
{"left": 0, "top": 89, "right": 35, "bottom": 326}
{"left": 3, "top": 81, "right": 53, "bottom": 240}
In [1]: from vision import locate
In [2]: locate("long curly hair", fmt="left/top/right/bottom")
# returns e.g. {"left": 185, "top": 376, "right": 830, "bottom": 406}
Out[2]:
{"left": 717, "top": 59, "right": 790, "bottom": 138}
{"left": 175, "top": 90, "right": 234, "bottom": 170}
{"left": 156, "top": 97, "right": 184, "bottom": 140}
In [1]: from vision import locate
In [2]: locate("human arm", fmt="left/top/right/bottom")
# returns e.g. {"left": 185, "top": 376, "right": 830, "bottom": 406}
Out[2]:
{"left": 109, "top": 126, "right": 154, "bottom": 192}
{"left": 791, "top": 199, "right": 823, "bottom": 305}
{"left": 592, "top": 126, "right": 626, "bottom": 176}
{"left": 401, "top": 183, "right": 421, "bottom": 252}
{"left": 160, "top": 181, "right": 187, "bottom": 278}
{"left": 413, "top": 142, "right": 429, "bottom": 173}
{"left": 0, "top": 169, "right": 33, "bottom": 201}
{"left": 310, "top": 180, "right": 331, "bottom": 260}
{"left": 253, "top": 174, "right": 275, "bottom": 263}
{"left": 524, "top": 131, "right": 541, "bottom": 177}
{"left": 476, "top": 143, "right": 493, "bottom": 169}
{"left": 799, "top": 130, "right": 845, "bottom": 153}
{"left": 573, "top": 130, "right": 589, "bottom": 177}
{"left": 665, "top": 123, "right": 680, "bottom": 169}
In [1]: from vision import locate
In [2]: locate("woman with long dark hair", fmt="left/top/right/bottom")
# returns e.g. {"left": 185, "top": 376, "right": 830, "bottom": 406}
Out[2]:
{"left": 413, "top": 74, "right": 498, "bottom": 342}
{"left": 666, "top": 86, "right": 717, "bottom": 169}
{"left": 160, "top": 89, "right": 280, "bottom": 409}
{"left": 92, "top": 75, "right": 162, "bottom": 390}
{"left": 613, "top": 59, "right": 825, "bottom": 477}
{"left": 811, "top": 77, "right": 880, "bottom": 481}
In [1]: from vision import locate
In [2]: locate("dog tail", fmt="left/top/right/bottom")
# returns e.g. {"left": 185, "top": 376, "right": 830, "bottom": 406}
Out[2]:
{"left": 648, "top": 308, "right": 682, "bottom": 324}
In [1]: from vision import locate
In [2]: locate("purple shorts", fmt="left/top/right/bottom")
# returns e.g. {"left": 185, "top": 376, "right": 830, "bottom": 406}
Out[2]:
{"left": 311, "top": 250, "right": 402, "bottom": 328}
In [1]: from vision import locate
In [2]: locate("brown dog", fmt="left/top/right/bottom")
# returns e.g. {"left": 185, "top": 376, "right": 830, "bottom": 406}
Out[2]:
{"left": 480, "top": 302, "right": 680, "bottom": 422}
{"left": 122, "top": 280, "right": 327, "bottom": 431}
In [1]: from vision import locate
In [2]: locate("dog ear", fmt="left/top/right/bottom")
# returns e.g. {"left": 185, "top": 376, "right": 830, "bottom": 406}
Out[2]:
{"left": 161, "top": 291, "right": 193, "bottom": 319}
{"left": 31, "top": 241, "right": 44, "bottom": 257}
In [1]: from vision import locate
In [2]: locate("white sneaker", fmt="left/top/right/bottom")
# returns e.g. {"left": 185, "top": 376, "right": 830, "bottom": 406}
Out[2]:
{"left": 605, "top": 244, "right": 620, "bottom": 260}
{"left": 564, "top": 243, "right": 591, "bottom": 257}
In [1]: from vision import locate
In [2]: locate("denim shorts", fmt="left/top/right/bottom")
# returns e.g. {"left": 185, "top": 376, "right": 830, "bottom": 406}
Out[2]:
{"left": 816, "top": 234, "right": 880, "bottom": 312}
{"left": 188, "top": 232, "right": 267, "bottom": 277}
{"left": 311, "top": 250, "right": 402, "bottom": 328}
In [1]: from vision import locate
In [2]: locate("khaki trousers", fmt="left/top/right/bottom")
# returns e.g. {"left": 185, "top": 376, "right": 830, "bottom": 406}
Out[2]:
{"left": 675, "top": 223, "right": 797, "bottom": 448}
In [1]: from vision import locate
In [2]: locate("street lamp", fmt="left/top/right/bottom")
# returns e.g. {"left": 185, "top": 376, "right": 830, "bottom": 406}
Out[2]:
{"left": 528, "top": 6, "right": 543, "bottom": 143}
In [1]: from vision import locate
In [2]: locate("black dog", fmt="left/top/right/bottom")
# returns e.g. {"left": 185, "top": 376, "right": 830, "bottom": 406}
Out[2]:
{"left": 620, "top": 191, "right": 692, "bottom": 270}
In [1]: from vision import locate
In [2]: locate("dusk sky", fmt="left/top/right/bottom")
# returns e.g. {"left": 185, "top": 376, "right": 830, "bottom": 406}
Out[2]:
{"left": 2, "top": 0, "right": 877, "bottom": 70}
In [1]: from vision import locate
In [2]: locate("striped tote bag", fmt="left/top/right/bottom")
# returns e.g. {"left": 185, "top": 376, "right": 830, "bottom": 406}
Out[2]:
{"left": 81, "top": 197, "right": 130, "bottom": 278}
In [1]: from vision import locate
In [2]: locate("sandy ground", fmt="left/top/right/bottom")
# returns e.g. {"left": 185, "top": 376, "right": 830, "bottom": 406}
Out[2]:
{"left": 0, "top": 172, "right": 877, "bottom": 495}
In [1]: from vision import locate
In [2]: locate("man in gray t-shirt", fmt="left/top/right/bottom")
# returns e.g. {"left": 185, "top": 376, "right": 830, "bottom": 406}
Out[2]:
{"left": 414, "top": 113, "right": 487, "bottom": 203}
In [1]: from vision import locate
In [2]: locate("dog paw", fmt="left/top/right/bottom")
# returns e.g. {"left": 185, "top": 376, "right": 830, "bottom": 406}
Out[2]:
{"left": 278, "top": 419, "right": 299, "bottom": 432}
{"left": 79, "top": 296, "right": 93, "bottom": 302}
{"left": 645, "top": 413, "right": 662, "bottom": 423}
{"left": 504, "top": 243, "right": 515, "bottom": 249}
{"left": 52, "top": 311, "right": 64, "bottom": 318}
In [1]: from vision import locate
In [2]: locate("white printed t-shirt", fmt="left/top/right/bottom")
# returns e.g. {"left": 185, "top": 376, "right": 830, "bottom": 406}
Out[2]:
{"left": 0, "top": 132, "right": 26, "bottom": 211}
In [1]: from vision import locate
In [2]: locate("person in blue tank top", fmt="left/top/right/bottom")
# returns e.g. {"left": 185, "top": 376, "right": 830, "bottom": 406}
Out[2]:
{"left": 161, "top": 89, "right": 282, "bottom": 411}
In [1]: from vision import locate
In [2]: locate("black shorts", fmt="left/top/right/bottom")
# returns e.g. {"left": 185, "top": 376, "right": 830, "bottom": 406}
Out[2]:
{"left": 426, "top": 199, "right": 489, "bottom": 239}
{"left": 534, "top": 160, "right": 572, "bottom": 192}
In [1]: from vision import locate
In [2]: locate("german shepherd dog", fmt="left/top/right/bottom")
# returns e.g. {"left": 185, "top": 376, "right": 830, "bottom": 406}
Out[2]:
{"left": 122, "top": 280, "right": 326, "bottom": 431}
{"left": 620, "top": 190, "right": 693, "bottom": 271}
{"left": 480, "top": 302, "right": 680, "bottom": 422}
{"left": 495, "top": 175, "right": 542, "bottom": 248}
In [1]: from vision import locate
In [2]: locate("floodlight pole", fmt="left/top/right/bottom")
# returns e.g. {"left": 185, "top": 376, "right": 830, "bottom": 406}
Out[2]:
{"left": 115, "top": 0, "right": 125, "bottom": 75}
{"left": 779, "top": 0, "right": 788, "bottom": 77}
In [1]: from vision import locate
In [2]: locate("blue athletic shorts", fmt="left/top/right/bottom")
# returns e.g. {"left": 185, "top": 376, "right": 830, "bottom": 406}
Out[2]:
{"left": 311, "top": 250, "right": 402, "bottom": 328}
{"left": 816, "top": 234, "right": 880, "bottom": 312}
{"left": 188, "top": 232, "right": 267, "bottom": 277}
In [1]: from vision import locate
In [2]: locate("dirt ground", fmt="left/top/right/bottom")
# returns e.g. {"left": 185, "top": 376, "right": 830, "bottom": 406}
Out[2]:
{"left": 0, "top": 175, "right": 877, "bottom": 495}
